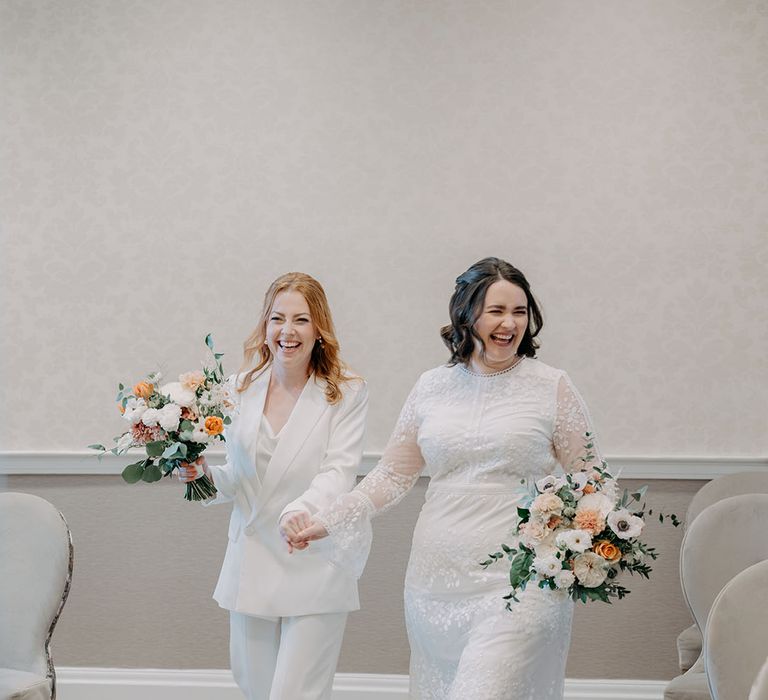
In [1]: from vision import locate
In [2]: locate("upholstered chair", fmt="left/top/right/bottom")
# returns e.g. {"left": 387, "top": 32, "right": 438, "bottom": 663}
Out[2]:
{"left": 705, "top": 560, "right": 768, "bottom": 700}
{"left": 0, "top": 493, "right": 73, "bottom": 700}
{"left": 676, "top": 472, "right": 768, "bottom": 673}
{"left": 749, "top": 657, "right": 768, "bottom": 700}
{"left": 664, "top": 494, "right": 768, "bottom": 700}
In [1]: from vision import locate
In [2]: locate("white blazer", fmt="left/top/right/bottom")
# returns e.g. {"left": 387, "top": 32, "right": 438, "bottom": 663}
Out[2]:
{"left": 205, "top": 367, "right": 368, "bottom": 617}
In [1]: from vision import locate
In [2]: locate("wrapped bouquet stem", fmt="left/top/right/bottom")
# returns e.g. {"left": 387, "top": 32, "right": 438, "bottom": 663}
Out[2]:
{"left": 90, "top": 334, "right": 236, "bottom": 501}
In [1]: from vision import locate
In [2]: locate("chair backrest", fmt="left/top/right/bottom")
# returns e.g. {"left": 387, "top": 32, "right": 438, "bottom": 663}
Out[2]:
{"left": 705, "top": 560, "right": 768, "bottom": 700}
{"left": 750, "top": 656, "right": 768, "bottom": 700}
{"left": 680, "top": 494, "right": 768, "bottom": 637}
{"left": 685, "top": 471, "right": 768, "bottom": 529}
{"left": 0, "top": 492, "right": 73, "bottom": 682}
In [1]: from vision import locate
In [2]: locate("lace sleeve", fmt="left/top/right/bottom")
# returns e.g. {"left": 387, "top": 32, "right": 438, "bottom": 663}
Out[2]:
{"left": 314, "top": 378, "right": 427, "bottom": 576}
{"left": 552, "top": 373, "right": 603, "bottom": 473}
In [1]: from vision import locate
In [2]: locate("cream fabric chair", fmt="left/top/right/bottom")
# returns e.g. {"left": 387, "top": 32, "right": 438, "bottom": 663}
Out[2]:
{"left": 0, "top": 493, "right": 73, "bottom": 700}
{"left": 676, "top": 473, "right": 768, "bottom": 673}
{"left": 664, "top": 494, "right": 768, "bottom": 700}
{"left": 750, "top": 657, "right": 768, "bottom": 700}
{"left": 705, "top": 560, "right": 768, "bottom": 700}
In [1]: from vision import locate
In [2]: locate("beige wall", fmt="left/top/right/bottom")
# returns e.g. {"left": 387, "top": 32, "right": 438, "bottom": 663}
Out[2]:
{"left": 9, "top": 474, "right": 693, "bottom": 680}
{"left": 1, "top": 0, "right": 767, "bottom": 457}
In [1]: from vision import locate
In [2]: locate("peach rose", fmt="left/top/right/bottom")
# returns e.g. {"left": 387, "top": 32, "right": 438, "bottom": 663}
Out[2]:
{"left": 573, "top": 509, "right": 606, "bottom": 535}
{"left": 531, "top": 493, "right": 564, "bottom": 518}
{"left": 582, "top": 484, "right": 596, "bottom": 495}
{"left": 180, "top": 406, "right": 198, "bottom": 422}
{"left": 133, "top": 381, "right": 154, "bottom": 399}
{"left": 547, "top": 515, "right": 562, "bottom": 529}
{"left": 179, "top": 371, "right": 206, "bottom": 391}
{"left": 593, "top": 540, "right": 622, "bottom": 562}
{"left": 204, "top": 416, "right": 224, "bottom": 436}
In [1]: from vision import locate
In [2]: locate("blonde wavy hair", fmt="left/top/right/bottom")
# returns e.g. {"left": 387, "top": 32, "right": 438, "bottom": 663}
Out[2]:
{"left": 237, "top": 272, "right": 352, "bottom": 404}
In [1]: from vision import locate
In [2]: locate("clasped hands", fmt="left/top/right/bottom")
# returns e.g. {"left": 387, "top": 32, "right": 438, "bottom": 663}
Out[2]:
{"left": 177, "top": 458, "right": 328, "bottom": 553}
{"left": 279, "top": 512, "right": 329, "bottom": 553}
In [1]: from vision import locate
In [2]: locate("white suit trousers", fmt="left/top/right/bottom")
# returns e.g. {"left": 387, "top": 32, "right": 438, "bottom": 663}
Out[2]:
{"left": 229, "top": 610, "right": 348, "bottom": 700}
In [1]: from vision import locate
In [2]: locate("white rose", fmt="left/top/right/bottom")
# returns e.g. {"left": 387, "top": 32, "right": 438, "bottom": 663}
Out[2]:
{"left": 122, "top": 398, "right": 147, "bottom": 425}
{"left": 519, "top": 519, "right": 549, "bottom": 547}
{"left": 160, "top": 382, "right": 197, "bottom": 408}
{"left": 190, "top": 423, "right": 210, "bottom": 443}
{"left": 536, "top": 475, "right": 566, "bottom": 494}
{"left": 533, "top": 554, "right": 562, "bottom": 578}
{"left": 607, "top": 509, "right": 645, "bottom": 539}
{"left": 573, "top": 551, "right": 609, "bottom": 588}
{"left": 141, "top": 408, "right": 160, "bottom": 427}
{"left": 157, "top": 403, "right": 182, "bottom": 432}
{"left": 577, "top": 493, "right": 615, "bottom": 518}
{"left": 556, "top": 529, "right": 593, "bottom": 553}
{"left": 554, "top": 569, "right": 575, "bottom": 589}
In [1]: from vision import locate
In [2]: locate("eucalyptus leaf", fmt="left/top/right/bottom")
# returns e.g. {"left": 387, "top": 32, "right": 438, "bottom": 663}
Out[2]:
{"left": 122, "top": 462, "right": 145, "bottom": 484}
{"left": 146, "top": 441, "right": 166, "bottom": 457}
{"left": 88, "top": 444, "right": 106, "bottom": 451}
{"left": 141, "top": 463, "right": 163, "bottom": 482}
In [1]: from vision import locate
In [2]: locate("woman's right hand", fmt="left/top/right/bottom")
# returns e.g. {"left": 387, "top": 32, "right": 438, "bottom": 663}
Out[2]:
{"left": 178, "top": 456, "right": 209, "bottom": 483}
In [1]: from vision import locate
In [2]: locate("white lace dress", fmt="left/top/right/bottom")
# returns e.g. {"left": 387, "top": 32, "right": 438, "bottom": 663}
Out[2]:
{"left": 316, "top": 358, "right": 601, "bottom": 699}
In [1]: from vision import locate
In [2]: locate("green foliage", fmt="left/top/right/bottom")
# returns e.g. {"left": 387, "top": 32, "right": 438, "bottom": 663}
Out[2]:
{"left": 145, "top": 441, "right": 166, "bottom": 457}
{"left": 141, "top": 463, "right": 163, "bottom": 482}
{"left": 121, "top": 461, "right": 146, "bottom": 483}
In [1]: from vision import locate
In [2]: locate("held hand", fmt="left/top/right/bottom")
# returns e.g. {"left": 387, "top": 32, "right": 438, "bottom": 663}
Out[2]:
{"left": 177, "top": 457, "right": 208, "bottom": 483}
{"left": 279, "top": 511, "right": 312, "bottom": 554}
{"left": 294, "top": 520, "right": 329, "bottom": 544}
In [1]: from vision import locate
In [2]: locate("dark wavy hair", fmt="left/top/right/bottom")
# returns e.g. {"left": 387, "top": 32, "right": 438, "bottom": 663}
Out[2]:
{"left": 440, "top": 257, "right": 543, "bottom": 366}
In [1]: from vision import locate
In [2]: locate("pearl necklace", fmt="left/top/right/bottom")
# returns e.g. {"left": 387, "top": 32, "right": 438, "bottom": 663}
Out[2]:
{"left": 460, "top": 355, "right": 525, "bottom": 377}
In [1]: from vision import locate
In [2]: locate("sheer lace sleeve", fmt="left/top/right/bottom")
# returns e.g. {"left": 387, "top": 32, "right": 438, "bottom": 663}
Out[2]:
{"left": 314, "top": 377, "right": 427, "bottom": 577}
{"left": 553, "top": 372, "right": 603, "bottom": 473}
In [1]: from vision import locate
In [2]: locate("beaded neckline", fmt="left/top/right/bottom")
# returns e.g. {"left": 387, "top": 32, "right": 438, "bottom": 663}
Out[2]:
{"left": 459, "top": 356, "right": 525, "bottom": 377}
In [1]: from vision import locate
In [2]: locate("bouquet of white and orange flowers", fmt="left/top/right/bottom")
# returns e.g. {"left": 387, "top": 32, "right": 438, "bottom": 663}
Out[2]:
{"left": 481, "top": 434, "right": 679, "bottom": 607}
{"left": 90, "top": 335, "right": 236, "bottom": 501}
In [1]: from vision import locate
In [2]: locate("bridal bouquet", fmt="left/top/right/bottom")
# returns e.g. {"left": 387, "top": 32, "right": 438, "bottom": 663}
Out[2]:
{"left": 89, "top": 335, "right": 236, "bottom": 501}
{"left": 481, "top": 434, "right": 679, "bottom": 607}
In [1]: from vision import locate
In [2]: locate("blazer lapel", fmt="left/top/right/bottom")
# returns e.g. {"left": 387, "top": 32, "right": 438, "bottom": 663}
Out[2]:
{"left": 257, "top": 375, "right": 329, "bottom": 506}
{"left": 234, "top": 366, "right": 271, "bottom": 484}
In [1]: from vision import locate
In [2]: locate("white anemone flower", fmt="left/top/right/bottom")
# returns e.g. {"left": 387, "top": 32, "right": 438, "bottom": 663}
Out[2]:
{"left": 556, "top": 529, "right": 593, "bottom": 553}
{"left": 607, "top": 509, "right": 645, "bottom": 539}
{"left": 554, "top": 569, "right": 575, "bottom": 589}
{"left": 568, "top": 471, "right": 591, "bottom": 499}
{"left": 160, "top": 381, "right": 197, "bottom": 408}
{"left": 533, "top": 554, "right": 562, "bottom": 578}
{"left": 536, "top": 475, "right": 566, "bottom": 494}
{"left": 190, "top": 423, "right": 210, "bottom": 444}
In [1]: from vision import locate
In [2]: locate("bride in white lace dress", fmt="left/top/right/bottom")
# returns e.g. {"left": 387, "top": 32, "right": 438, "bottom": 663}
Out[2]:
{"left": 293, "top": 258, "right": 602, "bottom": 699}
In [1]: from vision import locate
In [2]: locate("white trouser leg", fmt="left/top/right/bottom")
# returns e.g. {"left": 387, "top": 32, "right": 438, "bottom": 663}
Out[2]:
{"left": 271, "top": 612, "right": 348, "bottom": 700}
{"left": 229, "top": 611, "right": 348, "bottom": 700}
{"left": 229, "top": 612, "right": 280, "bottom": 700}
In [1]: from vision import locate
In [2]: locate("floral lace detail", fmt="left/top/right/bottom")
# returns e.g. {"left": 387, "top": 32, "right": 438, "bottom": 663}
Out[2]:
{"left": 316, "top": 359, "right": 599, "bottom": 698}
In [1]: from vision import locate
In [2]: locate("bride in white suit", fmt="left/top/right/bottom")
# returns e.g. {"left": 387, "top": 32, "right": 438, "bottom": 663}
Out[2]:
{"left": 179, "top": 271, "right": 368, "bottom": 700}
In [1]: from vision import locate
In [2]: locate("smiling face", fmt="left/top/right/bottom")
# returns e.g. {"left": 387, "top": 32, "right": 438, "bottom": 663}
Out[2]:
{"left": 265, "top": 289, "right": 319, "bottom": 375}
{"left": 471, "top": 279, "right": 529, "bottom": 372}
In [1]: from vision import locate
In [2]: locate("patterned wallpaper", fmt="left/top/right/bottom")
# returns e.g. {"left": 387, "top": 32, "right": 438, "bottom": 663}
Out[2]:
{"left": 2, "top": 0, "right": 767, "bottom": 456}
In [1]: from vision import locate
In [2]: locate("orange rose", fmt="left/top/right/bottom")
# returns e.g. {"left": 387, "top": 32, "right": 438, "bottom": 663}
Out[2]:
{"left": 204, "top": 416, "right": 224, "bottom": 436}
{"left": 133, "top": 381, "right": 154, "bottom": 399}
{"left": 593, "top": 540, "right": 622, "bottom": 562}
{"left": 582, "top": 484, "right": 596, "bottom": 494}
